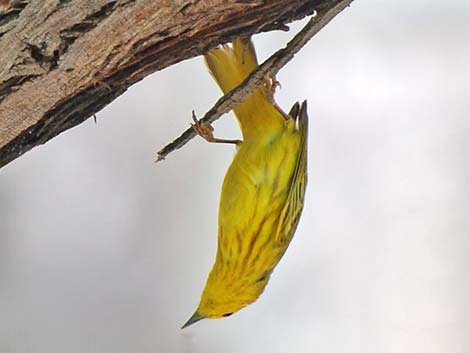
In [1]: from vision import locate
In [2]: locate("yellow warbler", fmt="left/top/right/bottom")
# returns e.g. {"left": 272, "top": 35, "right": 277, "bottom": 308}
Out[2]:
{"left": 183, "top": 37, "right": 308, "bottom": 328}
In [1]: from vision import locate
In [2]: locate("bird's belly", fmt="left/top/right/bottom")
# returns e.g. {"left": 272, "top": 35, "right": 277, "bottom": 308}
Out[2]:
{"left": 217, "top": 134, "right": 300, "bottom": 262}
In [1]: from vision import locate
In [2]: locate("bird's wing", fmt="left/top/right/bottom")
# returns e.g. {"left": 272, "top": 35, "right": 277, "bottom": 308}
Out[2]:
{"left": 275, "top": 101, "right": 309, "bottom": 245}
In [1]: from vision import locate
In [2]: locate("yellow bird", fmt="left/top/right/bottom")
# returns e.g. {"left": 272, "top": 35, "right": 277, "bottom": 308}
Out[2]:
{"left": 183, "top": 37, "right": 308, "bottom": 328}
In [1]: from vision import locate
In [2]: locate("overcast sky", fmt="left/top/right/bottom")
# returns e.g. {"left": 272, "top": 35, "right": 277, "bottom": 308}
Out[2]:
{"left": 0, "top": 1, "right": 469, "bottom": 353}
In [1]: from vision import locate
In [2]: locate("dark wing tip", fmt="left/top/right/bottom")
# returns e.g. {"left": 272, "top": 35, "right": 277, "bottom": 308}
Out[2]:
{"left": 288, "top": 101, "right": 300, "bottom": 120}
{"left": 299, "top": 100, "right": 308, "bottom": 131}
{"left": 288, "top": 100, "right": 308, "bottom": 129}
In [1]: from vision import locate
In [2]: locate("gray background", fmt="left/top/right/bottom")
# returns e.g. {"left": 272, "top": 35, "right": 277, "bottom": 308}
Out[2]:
{"left": 1, "top": 1, "right": 469, "bottom": 352}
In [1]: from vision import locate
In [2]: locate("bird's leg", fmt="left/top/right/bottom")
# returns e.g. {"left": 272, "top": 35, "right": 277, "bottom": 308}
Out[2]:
{"left": 264, "top": 75, "right": 281, "bottom": 101}
{"left": 191, "top": 111, "right": 241, "bottom": 145}
{"left": 263, "top": 75, "right": 290, "bottom": 120}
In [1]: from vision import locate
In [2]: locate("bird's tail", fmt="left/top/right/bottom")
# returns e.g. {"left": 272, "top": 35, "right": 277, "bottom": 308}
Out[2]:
{"left": 204, "top": 37, "right": 285, "bottom": 140}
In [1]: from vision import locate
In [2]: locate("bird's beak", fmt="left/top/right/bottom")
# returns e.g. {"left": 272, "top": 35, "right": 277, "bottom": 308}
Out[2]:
{"left": 181, "top": 311, "right": 204, "bottom": 329}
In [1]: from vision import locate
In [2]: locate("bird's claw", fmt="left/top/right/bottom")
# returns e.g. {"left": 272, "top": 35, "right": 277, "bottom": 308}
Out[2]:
{"left": 192, "top": 111, "right": 216, "bottom": 142}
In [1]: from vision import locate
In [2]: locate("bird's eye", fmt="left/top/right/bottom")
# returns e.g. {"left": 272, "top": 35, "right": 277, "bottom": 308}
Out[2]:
{"left": 256, "top": 271, "right": 270, "bottom": 283}
{"left": 222, "top": 312, "right": 233, "bottom": 317}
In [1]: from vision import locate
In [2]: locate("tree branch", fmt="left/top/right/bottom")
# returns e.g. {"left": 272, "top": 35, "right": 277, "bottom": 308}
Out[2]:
{"left": 0, "top": 0, "right": 350, "bottom": 169}
{"left": 156, "top": 0, "right": 353, "bottom": 162}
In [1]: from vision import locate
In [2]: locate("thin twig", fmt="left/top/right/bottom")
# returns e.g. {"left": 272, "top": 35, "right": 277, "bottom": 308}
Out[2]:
{"left": 155, "top": 0, "right": 353, "bottom": 162}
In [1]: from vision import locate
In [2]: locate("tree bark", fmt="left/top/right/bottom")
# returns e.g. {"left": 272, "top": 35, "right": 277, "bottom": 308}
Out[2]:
{"left": 0, "top": 0, "right": 349, "bottom": 169}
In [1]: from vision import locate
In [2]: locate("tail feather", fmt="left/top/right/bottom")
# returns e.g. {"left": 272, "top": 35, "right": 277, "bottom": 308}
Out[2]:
{"left": 204, "top": 37, "right": 285, "bottom": 140}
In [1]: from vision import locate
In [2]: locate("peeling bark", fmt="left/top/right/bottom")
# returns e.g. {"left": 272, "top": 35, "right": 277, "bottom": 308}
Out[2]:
{"left": 0, "top": 0, "right": 348, "bottom": 169}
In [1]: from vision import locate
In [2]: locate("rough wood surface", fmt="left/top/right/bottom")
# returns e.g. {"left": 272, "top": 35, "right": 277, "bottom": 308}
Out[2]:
{"left": 0, "top": 0, "right": 344, "bottom": 169}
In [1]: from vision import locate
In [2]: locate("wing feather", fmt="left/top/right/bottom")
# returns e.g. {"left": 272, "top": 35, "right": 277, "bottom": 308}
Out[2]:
{"left": 275, "top": 101, "right": 309, "bottom": 245}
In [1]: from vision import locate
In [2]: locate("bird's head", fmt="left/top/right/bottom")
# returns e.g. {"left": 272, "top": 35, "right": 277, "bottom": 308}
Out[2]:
{"left": 182, "top": 267, "right": 272, "bottom": 328}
